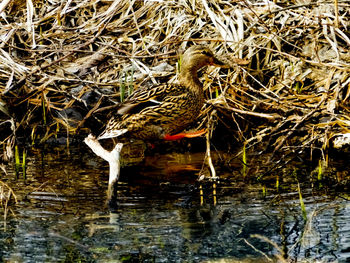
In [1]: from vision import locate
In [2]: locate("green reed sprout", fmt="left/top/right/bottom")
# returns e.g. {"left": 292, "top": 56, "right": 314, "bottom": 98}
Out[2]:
{"left": 15, "top": 145, "right": 20, "bottom": 177}
{"left": 120, "top": 81, "right": 126, "bottom": 103}
{"left": 276, "top": 174, "right": 279, "bottom": 191}
{"left": 242, "top": 142, "right": 247, "bottom": 177}
{"left": 262, "top": 185, "right": 266, "bottom": 197}
{"left": 120, "top": 68, "right": 134, "bottom": 102}
{"left": 317, "top": 159, "right": 323, "bottom": 181}
{"left": 22, "top": 149, "right": 26, "bottom": 179}
{"left": 294, "top": 81, "right": 304, "bottom": 94}
{"left": 298, "top": 183, "right": 307, "bottom": 221}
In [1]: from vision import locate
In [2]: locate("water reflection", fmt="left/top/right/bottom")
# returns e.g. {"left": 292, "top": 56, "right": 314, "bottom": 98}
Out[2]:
{"left": 0, "top": 144, "right": 349, "bottom": 262}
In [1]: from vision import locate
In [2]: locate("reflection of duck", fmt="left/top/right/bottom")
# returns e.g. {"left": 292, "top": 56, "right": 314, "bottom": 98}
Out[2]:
{"left": 98, "top": 45, "right": 228, "bottom": 141}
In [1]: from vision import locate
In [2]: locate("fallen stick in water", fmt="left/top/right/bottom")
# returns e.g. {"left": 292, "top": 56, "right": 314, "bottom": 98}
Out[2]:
{"left": 84, "top": 134, "right": 123, "bottom": 202}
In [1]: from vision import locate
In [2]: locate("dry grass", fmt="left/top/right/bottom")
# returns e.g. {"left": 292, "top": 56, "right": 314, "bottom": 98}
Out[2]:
{"left": 0, "top": 0, "right": 349, "bottom": 163}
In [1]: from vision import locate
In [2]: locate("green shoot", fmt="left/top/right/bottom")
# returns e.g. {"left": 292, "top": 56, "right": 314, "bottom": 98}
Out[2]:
{"left": 262, "top": 185, "right": 266, "bottom": 197}
{"left": 120, "top": 68, "right": 134, "bottom": 102}
{"left": 120, "top": 77, "right": 126, "bottom": 103}
{"left": 317, "top": 159, "right": 322, "bottom": 181}
{"left": 242, "top": 142, "right": 247, "bottom": 177}
{"left": 294, "top": 81, "right": 304, "bottom": 94}
{"left": 15, "top": 145, "right": 20, "bottom": 177}
{"left": 276, "top": 174, "right": 279, "bottom": 191}
{"left": 297, "top": 183, "right": 307, "bottom": 221}
{"left": 22, "top": 149, "right": 26, "bottom": 179}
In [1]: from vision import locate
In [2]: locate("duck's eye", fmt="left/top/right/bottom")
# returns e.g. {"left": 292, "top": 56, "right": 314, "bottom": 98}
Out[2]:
{"left": 201, "top": 50, "right": 211, "bottom": 56}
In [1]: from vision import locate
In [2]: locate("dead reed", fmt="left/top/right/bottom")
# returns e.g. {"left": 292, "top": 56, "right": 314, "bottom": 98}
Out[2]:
{"left": 0, "top": 0, "right": 349, "bottom": 166}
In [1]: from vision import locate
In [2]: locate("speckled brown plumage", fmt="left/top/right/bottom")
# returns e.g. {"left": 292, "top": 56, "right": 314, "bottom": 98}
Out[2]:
{"left": 98, "top": 45, "right": 226, "bottom": 140}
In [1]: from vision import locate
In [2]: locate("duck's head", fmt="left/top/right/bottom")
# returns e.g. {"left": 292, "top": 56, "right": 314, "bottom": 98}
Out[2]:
{"left": 180, "top": 45, "right": 228, "bottom": 72}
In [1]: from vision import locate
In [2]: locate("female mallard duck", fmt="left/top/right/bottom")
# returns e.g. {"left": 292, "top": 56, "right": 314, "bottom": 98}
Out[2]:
{"left": 98, "top": 45, "right": 227, "bottom": 141}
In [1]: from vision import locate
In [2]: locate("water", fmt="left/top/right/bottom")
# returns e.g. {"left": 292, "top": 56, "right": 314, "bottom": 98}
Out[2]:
{"left": 0, "top": 142, "right": 349, "bottom": 262}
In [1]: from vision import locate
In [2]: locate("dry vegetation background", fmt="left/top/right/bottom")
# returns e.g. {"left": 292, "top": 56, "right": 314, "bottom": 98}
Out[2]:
{"left": 0, "top": 0, "right": 349, "bottom": 164}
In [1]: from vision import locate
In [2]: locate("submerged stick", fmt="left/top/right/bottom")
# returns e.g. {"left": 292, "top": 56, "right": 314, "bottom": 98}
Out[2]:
{"left": 206, "top": 128, "right": 216, "bottom": 179}
{"left": 84, "top": 134, "right": 123, "bottom": 202}
{"left": 206, "top": 110, "right": 217, "bottom": 180}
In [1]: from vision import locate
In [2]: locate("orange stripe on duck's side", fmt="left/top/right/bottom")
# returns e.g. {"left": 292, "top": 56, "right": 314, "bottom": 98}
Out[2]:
{"left": 163, "top": 129, "right": 206, "bottom": 141}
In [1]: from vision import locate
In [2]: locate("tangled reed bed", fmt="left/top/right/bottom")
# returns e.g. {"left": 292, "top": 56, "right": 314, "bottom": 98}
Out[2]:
{"left": 0, "top": 0, "right": 349, "bottom": 167}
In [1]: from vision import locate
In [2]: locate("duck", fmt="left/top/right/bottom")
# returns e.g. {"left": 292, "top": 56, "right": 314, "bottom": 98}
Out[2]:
{"left": 97, "top": 45, "right": 228, "bottom": 141}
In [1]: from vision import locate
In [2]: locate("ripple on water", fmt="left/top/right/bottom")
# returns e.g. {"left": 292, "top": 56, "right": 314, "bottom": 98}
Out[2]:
{"left": 0, "top": 145, "right": 349, "bottom": 262}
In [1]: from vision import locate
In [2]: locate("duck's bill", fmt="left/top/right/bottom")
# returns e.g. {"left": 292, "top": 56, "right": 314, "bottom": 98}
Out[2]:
{"left": 211, "top": 56, "right": 230, "bottom": 68}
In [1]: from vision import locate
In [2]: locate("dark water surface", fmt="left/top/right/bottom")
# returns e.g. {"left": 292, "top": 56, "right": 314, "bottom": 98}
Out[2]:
{"left": 0, "top": 143, "right": 350, "bottom": 262}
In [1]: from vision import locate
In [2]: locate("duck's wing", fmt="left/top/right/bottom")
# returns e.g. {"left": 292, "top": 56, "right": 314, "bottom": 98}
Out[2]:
{"left": 98, "top": 84, "right": 187, "bottom": 140}
{"left": 116, "top": 83, "right": 185, "bottom": 115}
